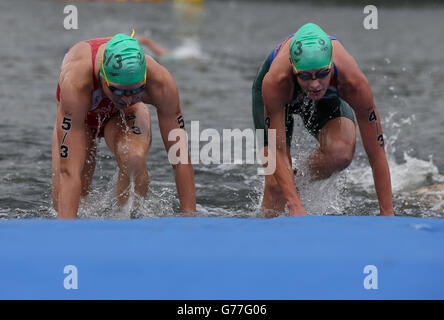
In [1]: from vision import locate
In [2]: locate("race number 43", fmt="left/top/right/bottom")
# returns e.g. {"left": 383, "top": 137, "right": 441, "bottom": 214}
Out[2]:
{"left": 368, "top": 110, "right": 384, "bottom": 147}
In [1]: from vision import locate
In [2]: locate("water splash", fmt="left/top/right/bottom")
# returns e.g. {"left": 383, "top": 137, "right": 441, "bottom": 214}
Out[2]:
{"left": 170, "top": 37, "right": 207, "bottom": 60}
{"left": 346, "top": 112, "right": 444, "bottom": 217}
{"left": 287, "top": 115, "right": 351, "bottom": 215}
{"left": 75, "top": 111, "right": 179, "bottom": 219}
{"left": 77, "top": 169, "right": 179, "bottom": 219}
{"left": 347, "top": 152, "right": 443, "bottom": 194}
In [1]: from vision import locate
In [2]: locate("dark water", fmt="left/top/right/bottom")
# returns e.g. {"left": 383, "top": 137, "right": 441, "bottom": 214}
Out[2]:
{"left": 1, "top": 0, "right": 443, "bottom": 219}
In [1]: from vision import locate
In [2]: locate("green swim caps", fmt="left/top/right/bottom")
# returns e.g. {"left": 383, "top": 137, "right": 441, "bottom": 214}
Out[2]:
{"left": 100, "top": 33, "right": 146, "bottom": 85}
{"left": 289, "top": 23, "right": 332, "bottom": 71}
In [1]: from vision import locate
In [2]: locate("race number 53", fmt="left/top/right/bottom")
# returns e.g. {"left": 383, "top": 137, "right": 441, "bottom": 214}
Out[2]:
{"left": 60, "top": 117, "right": 72, "bottom": 158}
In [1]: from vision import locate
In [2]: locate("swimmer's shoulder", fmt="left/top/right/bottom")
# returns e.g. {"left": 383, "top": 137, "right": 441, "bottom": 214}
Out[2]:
{"left": 269, "top": 38, "right": 294, "bottom": 79}
{"left": 145, "top": 54, "right": 174, "bottom": 85}
{"left": 332, "top": 40, "right": 368, "bottom": 89}
{"left": 59, "top": 41, "right": 93, "bottom": 93}
{"left": 61, "top": 41, "right": 93, "bottom": 67}
{"left": 143, "top": 55, "right": 179, "bottom": 105}
{"left": 266, "top": 41, "right": 294, "bottom": 99}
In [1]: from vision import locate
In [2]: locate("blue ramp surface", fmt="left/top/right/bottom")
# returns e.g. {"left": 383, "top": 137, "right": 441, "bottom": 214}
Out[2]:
{"left": 0, "top": 216, "right": 443, "bottom": 299}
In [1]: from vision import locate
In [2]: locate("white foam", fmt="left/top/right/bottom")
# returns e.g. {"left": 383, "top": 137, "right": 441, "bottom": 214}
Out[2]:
{"left": 170, "top": 37, "right": 208, "bottom": 60}
{"left": 347, "top": 111, "right": 443, "bottom": 194}
{"left": 77, "top": 169, "right": 178, "bottom": 219}
{"left": 347, "top": 152, "right": 444, "bottom": 194}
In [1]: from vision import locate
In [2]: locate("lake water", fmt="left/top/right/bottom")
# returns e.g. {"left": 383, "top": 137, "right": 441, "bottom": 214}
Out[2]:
{"left": 1, "top": 0, "right": 443, "bottom": 219}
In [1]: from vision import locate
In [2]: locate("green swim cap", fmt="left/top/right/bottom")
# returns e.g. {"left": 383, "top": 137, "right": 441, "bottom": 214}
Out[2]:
{"left": 100, "top": 33, "right": 146, "bottom": 85}
{"left": 289, "top": 23, "right": 332, "bottom": 71}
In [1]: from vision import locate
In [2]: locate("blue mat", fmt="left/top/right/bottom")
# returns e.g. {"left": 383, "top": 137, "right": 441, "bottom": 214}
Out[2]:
{"left": 0, "top": 216, "right": 443, "bottom": 299}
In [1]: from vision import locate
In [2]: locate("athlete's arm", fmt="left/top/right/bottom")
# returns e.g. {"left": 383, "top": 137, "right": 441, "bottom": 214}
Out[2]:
{"left": 136, "top": 36, "right": 169, "bottom": 57}
{"left": 262, "top": 72, "right": 307, "bottom": 216}
{"left": 335, "top": 43, "right": 394, "bottom": 216}
{"left": 147, "top": 60, "right": 196, "bottom": 214}
{"left": 56, "top": 68, "right": 91, "bottom": 219}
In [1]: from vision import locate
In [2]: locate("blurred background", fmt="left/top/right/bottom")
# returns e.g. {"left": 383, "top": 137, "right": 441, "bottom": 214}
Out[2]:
{"left": 0, "top": 0, "right": 443, "bottom": 219}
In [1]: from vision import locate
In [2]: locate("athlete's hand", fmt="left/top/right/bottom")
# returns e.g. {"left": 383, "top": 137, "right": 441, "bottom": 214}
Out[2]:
{"left": 288, "top": 201, "right": 307, "bottom": 216}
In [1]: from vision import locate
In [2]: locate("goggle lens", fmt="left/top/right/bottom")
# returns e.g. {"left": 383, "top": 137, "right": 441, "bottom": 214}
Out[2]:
{"left": 296, "top": 68, "right": 331, "bottom": 81}
{"left": 108, "top": 85, "right": 146, "bottom": 96}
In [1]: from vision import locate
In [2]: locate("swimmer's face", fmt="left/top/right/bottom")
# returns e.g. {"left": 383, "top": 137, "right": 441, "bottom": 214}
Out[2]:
{"left": 293, "top": 66, "right": 332, "bottom": 101}
{"left": 102, "top": 78, "right": 146, "bottom": 109}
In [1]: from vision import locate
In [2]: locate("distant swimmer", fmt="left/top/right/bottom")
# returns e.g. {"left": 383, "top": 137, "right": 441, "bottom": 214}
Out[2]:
{"left": 135, "top": 36, "right": 176, "bottom": 62}
{"left": 252, "top": 23, "right": 394, "bottom": 217}
{"left": 52, "top": 32, "right": 196, "bottom": 219}
{"left": 136, "top": 35, "right": 202, "bottom": 62}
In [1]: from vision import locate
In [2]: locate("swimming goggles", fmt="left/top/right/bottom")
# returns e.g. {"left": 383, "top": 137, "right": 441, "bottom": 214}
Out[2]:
{"left": 107, "top": 84, "right": 146, "bottom": 97}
